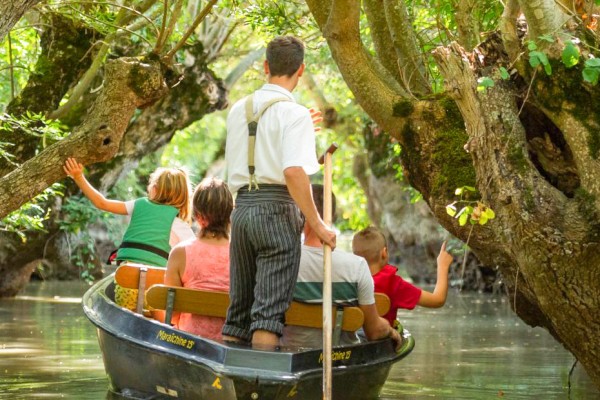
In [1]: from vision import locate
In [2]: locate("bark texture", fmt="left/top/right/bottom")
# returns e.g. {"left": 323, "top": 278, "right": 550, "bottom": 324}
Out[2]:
{"left": 0, "top": 14, "right": 98, "bottom": 176}
{"left": 0, "top": 43, "right": 227, "bottom": 294}
{"left": 0, "top": 0, "right": 40, "bottom": 43}
{"left": 306, "top": 0, "right": 600, "bottom": 388}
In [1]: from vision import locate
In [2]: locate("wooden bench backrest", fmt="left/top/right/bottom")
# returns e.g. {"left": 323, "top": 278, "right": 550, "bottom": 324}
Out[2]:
{"left": 145, "top": 285, "right": 365, "bottom": 332}
{"left": 374, "top": 293, "right": 391, "bottom": 317}
{"left": 115, "top": 263, "right": 165, "bottom": 290}
{"left": 114, "top": 263, "right": 166, "bottom": 313}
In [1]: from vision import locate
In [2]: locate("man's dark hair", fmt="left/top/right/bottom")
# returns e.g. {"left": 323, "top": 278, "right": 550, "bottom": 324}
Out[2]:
{"left": 311, "top": 184, "right": 336, "bottom": 221}
{"left": 266, "top": 36, "right": 305, "bottom": 77}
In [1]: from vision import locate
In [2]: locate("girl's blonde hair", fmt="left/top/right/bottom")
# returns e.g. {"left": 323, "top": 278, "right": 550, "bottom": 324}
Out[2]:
{"left": 193, "top": 177, "right": 233, "bottom": 240}
{"left": 148, "top": 167, "right": 191, "bottom": 223}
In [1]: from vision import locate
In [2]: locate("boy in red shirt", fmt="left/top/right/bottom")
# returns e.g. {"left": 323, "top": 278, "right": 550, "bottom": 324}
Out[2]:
{"left": 352, "top": 227, "right": 453, "bottom": 325}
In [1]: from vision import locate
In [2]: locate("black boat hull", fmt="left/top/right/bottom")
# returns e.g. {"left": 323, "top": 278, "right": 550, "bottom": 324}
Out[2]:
{"left": 83, "top": 275, "right": 414, "bottom": 399}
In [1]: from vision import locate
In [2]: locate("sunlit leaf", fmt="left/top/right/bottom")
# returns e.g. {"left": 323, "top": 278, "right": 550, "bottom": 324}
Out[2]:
{"left": 458, "top": 212, "right": 469, "bottom": 226}
{"left": 477, "top": 76, "right": 495, "bottom": 92}
{"left": 562, "top": 42, "right": 580, "bottom": 68}
{"left": 499, "top": 67, "right": 509, "bottom": 80}
{"left": 446, "top": 204, "right": 457, "bottom": 217}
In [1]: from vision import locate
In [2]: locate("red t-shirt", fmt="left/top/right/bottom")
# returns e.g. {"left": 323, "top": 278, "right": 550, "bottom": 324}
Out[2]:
{"left": 373, "top": 264, "right": 422, "bottom": 325}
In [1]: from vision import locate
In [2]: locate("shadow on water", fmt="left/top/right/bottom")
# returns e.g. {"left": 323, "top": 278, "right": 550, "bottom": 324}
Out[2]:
{"left": 380, "top": 291, "right": 599, "bottom": 399}
{"left": 0, "top": 281, "right": 598, "bottom": 399}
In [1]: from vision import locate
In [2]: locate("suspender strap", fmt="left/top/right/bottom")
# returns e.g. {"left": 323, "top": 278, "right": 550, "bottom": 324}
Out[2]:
{"left": 244, "top": 95, "right": 291, "bottom": 191}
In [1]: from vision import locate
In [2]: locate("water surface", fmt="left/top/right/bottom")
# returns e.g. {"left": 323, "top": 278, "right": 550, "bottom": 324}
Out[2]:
{"left": 0, "top": 281, "right": 597, "bottom": 399}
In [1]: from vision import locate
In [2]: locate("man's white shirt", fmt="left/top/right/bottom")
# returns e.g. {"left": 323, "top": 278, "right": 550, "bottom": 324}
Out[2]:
{"left": 225, "top": 84, "right": 320, "bottom": 193}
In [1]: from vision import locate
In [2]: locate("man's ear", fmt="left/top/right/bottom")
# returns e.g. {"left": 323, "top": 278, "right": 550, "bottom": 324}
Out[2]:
{"left": 296, "top": 63, "right": 305, "bottom": 78}
{"left": 264, "top": 60, "right": 270, "bottom": 75}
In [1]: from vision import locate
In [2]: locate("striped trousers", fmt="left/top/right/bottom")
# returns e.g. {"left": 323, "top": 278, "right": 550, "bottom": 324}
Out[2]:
{"left": 222, "top": 185, "right": 304, "bottom": 342}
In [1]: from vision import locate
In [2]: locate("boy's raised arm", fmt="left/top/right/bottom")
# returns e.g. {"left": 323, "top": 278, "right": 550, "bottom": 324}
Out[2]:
{"left": 417, "top": 241, "right": 452, "bottom": 308}
{"left": 64, "top": 157, "right": 128, "bottom": 215}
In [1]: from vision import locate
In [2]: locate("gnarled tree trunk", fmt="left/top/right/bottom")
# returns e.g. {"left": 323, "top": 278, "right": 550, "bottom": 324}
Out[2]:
{"left": 305, "top": 0, "right": 600, "bottom": 388}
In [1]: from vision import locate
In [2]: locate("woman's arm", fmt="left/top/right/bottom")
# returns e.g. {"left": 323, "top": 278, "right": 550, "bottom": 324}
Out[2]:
{"left": 165, "top": 245, "right": 185, "bottom": 287}
{"left": 64, "top": 158, "right": 127, "bottom": 215}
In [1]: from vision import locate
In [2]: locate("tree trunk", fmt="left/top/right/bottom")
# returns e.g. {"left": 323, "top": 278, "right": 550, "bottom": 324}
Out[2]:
{"left": 305, "top": 0, "right": 600, "bottom": 388}
{"left": 0, "top": 13, "right": 98, "bottom": 176}
{"left": 0, "top": 43, "right": 228, "bottom": 295}
{"left": 0, "top": 0, "right": 40, "bottom": 43}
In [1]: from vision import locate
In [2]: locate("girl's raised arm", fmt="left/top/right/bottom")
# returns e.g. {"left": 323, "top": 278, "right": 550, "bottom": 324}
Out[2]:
{"left": 63, "top": 157, "right": 128, "bottom": 215}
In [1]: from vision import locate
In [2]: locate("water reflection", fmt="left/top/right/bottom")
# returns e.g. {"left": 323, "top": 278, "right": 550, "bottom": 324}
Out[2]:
{"left": 381, "top": 292, "right": 598, "bottom": 399}
{"left": 0, "top": 282, "right": 598, "bottom": 399}
{"left": 0, "top": 281, "right": 107, "bottom": 399}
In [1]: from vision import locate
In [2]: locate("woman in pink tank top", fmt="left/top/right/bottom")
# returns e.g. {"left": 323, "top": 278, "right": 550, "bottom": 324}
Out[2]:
{"left": 165, "top": 178, "right": 233, "bottom": 340}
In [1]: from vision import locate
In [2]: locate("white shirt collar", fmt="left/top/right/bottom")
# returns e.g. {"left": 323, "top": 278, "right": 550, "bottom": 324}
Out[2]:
{"left": 260, "top": 83, "right": 296, "bottom": 101}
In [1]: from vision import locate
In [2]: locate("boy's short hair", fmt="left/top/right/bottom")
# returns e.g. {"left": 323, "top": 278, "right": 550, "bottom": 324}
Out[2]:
{"left": 352, "top": 226, "right": 386, "bottom": 265}
{"left": 266, "top": 36, "right": 305, "bottom": 77}
{"left": 311, "top": 184, "right": 336, "bottom": 221}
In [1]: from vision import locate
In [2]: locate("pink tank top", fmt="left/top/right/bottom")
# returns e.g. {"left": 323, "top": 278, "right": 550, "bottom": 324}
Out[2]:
{"left": 176, "top": 239, "right": 229, "bottom": 340}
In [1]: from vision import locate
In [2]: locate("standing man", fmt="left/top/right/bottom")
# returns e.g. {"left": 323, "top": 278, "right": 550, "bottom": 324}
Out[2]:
{"left": 223, "top": 36, "right": 336, "bottom": 348}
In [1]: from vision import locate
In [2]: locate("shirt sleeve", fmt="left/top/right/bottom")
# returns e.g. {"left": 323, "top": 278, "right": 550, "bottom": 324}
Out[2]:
{"left": 125, "top": 200, "right": 135, "bottom": 215}
{"left": 281, "top": 107, "right": 320, "bottom": 175}
{"left": 391, "top": 276, "right": 422, "bottom": 310}
{"left": 169, "top": 218, "right": 195, "bottom": 247}
{"left": 357, "top": 258, "right": 376, "bottom": 305}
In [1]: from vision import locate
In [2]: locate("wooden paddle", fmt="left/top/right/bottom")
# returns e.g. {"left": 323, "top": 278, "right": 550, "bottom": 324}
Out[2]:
{"left": 318, "top": 143, "right": 338, "bottom": 400}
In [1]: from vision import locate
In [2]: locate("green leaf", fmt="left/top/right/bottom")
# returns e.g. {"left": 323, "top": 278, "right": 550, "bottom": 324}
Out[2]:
{"left": 585, "top": 58, "right": 600, "bottom": 68}
{"left": 483, "top": 208, "right": 496, "bottom": 219}
{"left": 478, "top": 214, "right": 489, "bottom": 225}
{"left": 499, "top": 67, "right": 510, "bottom": 80}
{"left": 527, "top": 41, "right": 537, "bottom": 51}
{"left": 458, "top": 211, "right": 469, "bottom": 226}
{"left": 477, "top": 76, "right": 495, "bottom": 92}
{"left": 530, "top": 51, "right": 552, "bottom": 75}
{"left": 455, "top": 188, "right": 463, "bottom": 195}
{"left": 561, "top": 42, "right": 580, "bottom": 68}
{"left": 446, "top": 204, "right": 457, "bottom": 217}
{"left": 538, "top": 34, "right": 554, "bottom": 43}
{"left": 583, "top": 67, "right": 600, "bottom": 85}
{"left": 463, "top": 186, "right": 476, "bottom": 192}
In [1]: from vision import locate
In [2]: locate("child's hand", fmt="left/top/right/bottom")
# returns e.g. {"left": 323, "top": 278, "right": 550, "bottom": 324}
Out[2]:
{"left": 309, "top": 107, "right": 322, "bottom": 133}
{"left": 64, "top": 157, "right": 84, "bottom": 179}
{"left": 437, "top": 241, "right": 453, "bottom": 272}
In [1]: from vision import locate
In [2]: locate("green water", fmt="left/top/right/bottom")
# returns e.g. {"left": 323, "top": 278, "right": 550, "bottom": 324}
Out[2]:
{"left": 0, "top": 281, "right": 597, "bottom": 399}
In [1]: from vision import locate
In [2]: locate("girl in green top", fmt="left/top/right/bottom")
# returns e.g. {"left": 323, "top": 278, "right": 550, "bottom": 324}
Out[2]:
{"left": 64, "top": 157, "right": 194, "bottom": 308}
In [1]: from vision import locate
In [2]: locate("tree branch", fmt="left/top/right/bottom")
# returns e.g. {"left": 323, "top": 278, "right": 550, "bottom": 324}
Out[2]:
{"left": 517, "top": 0, "right": 570, "bottom": 39}
{"left": 305, "top": 0, "right": 409, "bottom": 135}
{"left": 0, "top": 56, "right": 168, "bottom": 218}
{"left": 382, "top": 0, "right": 431, "bottom": 95}
{"left": 499, "top": 0, "right": 522, "bottom": 65}
{"left": 163, "top": 0, "right": 217, "bottom": 62}
{"left": 454, "top": 0, "right": 480, "bottom": 50}
{"left": 363, "top": 0, "right": 402, "bottom": 85}
{"left": 224, "top": 47, "right": 264, "bottom": 90}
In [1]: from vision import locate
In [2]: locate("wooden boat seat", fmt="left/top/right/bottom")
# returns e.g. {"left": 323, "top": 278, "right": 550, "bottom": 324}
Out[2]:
{"left": 146, "top": 285, "right": 371, "bottom": 334}
{"left": 114, "top": 263, "right": 166, "bottom": 313}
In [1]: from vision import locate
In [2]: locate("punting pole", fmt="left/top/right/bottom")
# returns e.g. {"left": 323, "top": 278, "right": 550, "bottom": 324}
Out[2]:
{"left": 318, "top": 143, "right": 338, "bottom": 400}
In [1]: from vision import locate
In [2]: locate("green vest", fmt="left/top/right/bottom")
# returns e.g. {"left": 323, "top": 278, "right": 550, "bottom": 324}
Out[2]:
{"left": 116, "top": 198, "right": 179, "bottom": 267}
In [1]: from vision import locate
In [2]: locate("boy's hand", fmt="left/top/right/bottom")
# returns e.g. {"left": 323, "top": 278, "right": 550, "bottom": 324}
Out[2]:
{"left": 64, "top": 157, "right": 84, "bottom": 179}
{"left": 437, "top": 241, "right": 453, "bottom": 272}
{"left": 309, "top": 108, "right": 322, "bottom": 133}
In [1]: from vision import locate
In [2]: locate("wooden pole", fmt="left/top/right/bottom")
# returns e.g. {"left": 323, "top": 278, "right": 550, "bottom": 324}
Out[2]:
{"left": 319, "top": 143, "right": 338, "bottom": 400}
